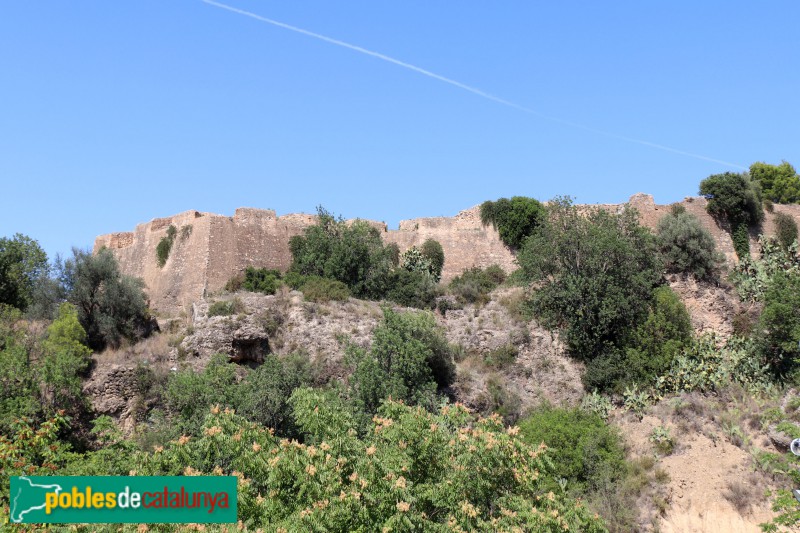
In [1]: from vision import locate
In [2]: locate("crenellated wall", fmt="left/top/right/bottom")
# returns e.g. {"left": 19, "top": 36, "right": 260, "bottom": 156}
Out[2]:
{"left": 95, "top": 195, "right": 800, "bottom": 315}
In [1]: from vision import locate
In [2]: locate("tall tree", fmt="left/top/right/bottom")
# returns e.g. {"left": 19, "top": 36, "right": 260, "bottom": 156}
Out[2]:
{"left": 0, "top": 234, "right": 48, "bottom": 311}
{"left": 62, "top": 248, "right": 151, "bottom": 351}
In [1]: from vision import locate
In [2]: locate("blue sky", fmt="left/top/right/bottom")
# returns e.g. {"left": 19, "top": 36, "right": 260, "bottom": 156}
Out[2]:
{"left": 2, "top": 1, "right": 798, "bottom": 259}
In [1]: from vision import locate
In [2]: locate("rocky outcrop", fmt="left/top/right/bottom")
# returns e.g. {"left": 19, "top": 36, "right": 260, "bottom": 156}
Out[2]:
{"left": 95, "top": 196, "right": 800, "bottom": 316}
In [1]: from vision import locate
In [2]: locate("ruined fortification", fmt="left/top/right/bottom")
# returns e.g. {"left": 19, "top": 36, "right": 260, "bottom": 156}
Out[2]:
{"left": 95, "top": 194, "right": 800, "bottom": 315}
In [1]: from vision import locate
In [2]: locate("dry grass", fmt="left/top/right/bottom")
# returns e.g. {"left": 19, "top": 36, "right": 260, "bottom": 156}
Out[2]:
{"left": 723, "top": 478, "right": 759, "bottom": 516}
{"left": 97, "top": 333, "right": 172, "bottom": 365}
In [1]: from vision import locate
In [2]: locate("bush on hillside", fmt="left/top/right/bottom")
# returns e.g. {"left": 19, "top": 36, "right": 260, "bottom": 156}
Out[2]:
{"left": 448, "top": 264, "right": 506, "bottom": 306}
{"left": 419, "top": 238, "right": 445, "bottom": 281}
{"left": 131, "top": 392, "right": 606, "bottom": 531}
{"left": 385, "top": 269, "right": 438, "bottom": 309}
{"left": 757, "top": 271, "right": 800, "bottom": 377}
{"left": 774, "top": 212, "right": 799, "bottom": 250}
{"left": 63, "top": 248, "right": 152, "bottom": 351}
{"left": 656, "top": 206, "right": 722, "bottom": 280}
{"left": 518, "top": 405, "right": 627, "bottom": 494}
{"left": 730, "top": 235, "right": 800, "bottom": 302}
{"left": 208, "top": 297, "right": 246, "bottom": 317}
{"left": 699, "top": 172, "right": 763, "bottom": 259}
{"left": 518, "top": 197, "right": 662, "bottom": 365}
{"left": 480, "top": 196, "right": 546, "bottom": 249}
{"left": 300, "top": 276, "right": 350, "bottom": 302}
{"left": 346, "top": 308, "right": 455, "bottom": 417}
{"left": 289, "top": 207, "right": 393, "bottom": 299}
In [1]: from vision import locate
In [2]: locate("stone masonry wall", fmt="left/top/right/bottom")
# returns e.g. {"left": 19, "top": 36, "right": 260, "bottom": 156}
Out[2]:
{"left": 95, "top": 195, "right": 800, "bottom": 315}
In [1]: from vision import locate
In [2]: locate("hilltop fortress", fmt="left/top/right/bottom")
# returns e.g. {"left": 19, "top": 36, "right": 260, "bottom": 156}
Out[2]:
{"left": 95, "top": 194, "right": 800, "bottom": 315}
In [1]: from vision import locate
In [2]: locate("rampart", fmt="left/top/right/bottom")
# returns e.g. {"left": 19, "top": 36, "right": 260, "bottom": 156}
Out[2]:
{"left": 95, "top": 195, "right": 800, "bottom": 315}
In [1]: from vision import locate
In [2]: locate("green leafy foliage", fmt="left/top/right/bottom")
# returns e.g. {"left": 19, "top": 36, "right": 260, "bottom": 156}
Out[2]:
{"left": 774, "top": 212, "right": 798, "bottom": 250}
{"left": 419, "top": 238, "right": 445, "bottom": 281}
{"left": 731, "top": 236, "right": 800, "bottom": 302}
{"left": 164, "top": 354, "right": 239, "bottom": 436}
{"left": 289, "top": 207, "right": 393, "bottom": 299}
{"left": 235, "top": 267, "right": 282, "bottom": 294}
{"left": 300, "top": 275, "right": 351, "bottom": 302}
{"left": 40, "top": 303, "right": 92, "bottom": 414}
{"left": 518, "top": 197, "right": 662, "bottom": 378}
{"left": 347, "top": 308, "right": 456, "bottom": 417}
{"left": 0, "top": 233, "right": 48, "bottom": 311}
{"left": 156, "top": 225, "right": 177, "bottom": 268}
{"left": 208, "top": 297, "right": 245, "bottom": 316}
{"left": 655, "top": 335, "right": 771, "bottom": 394}
{"left": 699, "top": 171, "right": 764, "bottom": 227}
{"left": 518, "top": 405, "right": 627, "bottom": 495}
{"left": 237, "top": 353, "right": 311, "bottom": 439}
{"left": 480, "top": 196, "right": 546, "bottom": 250}
{"left": 597, "top": 286, "right": 693, "bottom": 390}
{"left": 0, "top": 305, "right": 39, "bottom": 431}
{"left": 384, "top": 269, "right": 438, "bottom": 309}
{"left": 699, "top": 172, "right": 763, "bottom": 259}
{"left": 656, "top": 206, "right": 722, "bottom": 280}
{"left": 448, "top": 264, "right": 506, "bottom": 306}
{"left": 132, "top": 393, "right": 605, "bottom": 531}
{"left": 749, "top": 161, "right": 800, "bottom": 204}
{"left": 732, "top": 222, "right": 751, "bottom": 259}
{"left": 757, "top": 271, "right": 800, "bottom": 376}
{"left": 63, "top": 248, "right": 152, "bottom": 351}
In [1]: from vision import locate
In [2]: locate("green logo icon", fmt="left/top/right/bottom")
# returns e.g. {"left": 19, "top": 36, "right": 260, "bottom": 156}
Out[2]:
{"left": 9, "top": 476, "right": 237, "bottom": 524}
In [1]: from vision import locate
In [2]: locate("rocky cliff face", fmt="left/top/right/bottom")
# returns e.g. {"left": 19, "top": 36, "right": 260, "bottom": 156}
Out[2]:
{"left": 95, "top": 195, "right": 800, "bottom": 315}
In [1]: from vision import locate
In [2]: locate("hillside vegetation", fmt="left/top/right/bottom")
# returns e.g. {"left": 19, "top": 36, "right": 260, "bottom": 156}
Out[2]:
{"left": 3, "top": 163, "right": 800, "bottom": 531}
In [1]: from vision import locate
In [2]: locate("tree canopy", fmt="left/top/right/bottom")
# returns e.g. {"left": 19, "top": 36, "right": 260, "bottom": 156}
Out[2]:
{"left": 750, "top": 161, "right": 800, "bottom": 204}
{"left": 480, "top": 196, "right": 546, "bottom": 250}
{"left": 0, "top": 233, "right": 48, "bottom": 311}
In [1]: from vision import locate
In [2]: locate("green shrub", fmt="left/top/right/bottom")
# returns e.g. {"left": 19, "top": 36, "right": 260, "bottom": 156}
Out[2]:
{"left": 208, "top": 297, "right": 245, "bottom": 316}
{"left": 757, "top": 271, "right": 800, "bottom": 376}
{"left": 774, "top": 212, "right": 798, "bottom": 250}
{"left": 622, "top": 286, "right": 693, "bottom": 384}
{"left": 346, "top": 308, "right": 456, "bottom": 417}
{"left": 0, "top": 233, "right": 48, "bottom": 311}
{"left": 63, "top": 248, "right": 151, "bottom": 351}
{"left": 656, "top": 207, "right": 722, "bottom": 280}
{"left": 164, "top": 354, "right": 238, "bottom": 436}
{"left": 448, "top": 265, "right": 506, "bottom": 305}
{"left": 518, "top": 197, "right": 662, "bottom": 367}
{"left": 237, "top": 353, "right": 311, "bottom": 438}
{"left": 300, "top": 276, "right": 350, "bottom": 302}
{"left": 484, "top": 343, "right": 518, "bottom": 368}
{"left": 156, "top": 225, "right": 177, "bottom": 267}
{"left": 649, "top": 426, "right": 675, "bottom": 455}
{"left": 289, "top": 207, "right": 393, "bottom": 299}
{"left": 732, "top": 222, "right": 751, "bottom": 259}
{"left": 480, "top": 196, "right": 546, "bottom": 249}
{"left": 131, "top": 393, "right": 605, "bottom": 531}
{"left": 731, "top": 235, "right": 800, "bottom": 302}
{"left": 282, "top": 270, "right": 308, "bottom": 290}
{"left": 419, "top": 239, "right": 445, "bottom": 281}
{"left": 518, "top": 405, "right": 627, "bottom": 494}
{"left": 241, "top": 266, "right": 282, "bottom": 294}
{"left": 580, "top": 391, "right": 612, "bottom": 420}
{"left": 750, "top": 160, "right": 800, "bottom": 204}
{"left": 699, "top": 171, "right": 764, "bottom": 227}
{"left": 385, "top": 269, "right": 438, "bottom": 309}
{"left": 655, "top": 335, "right": 771, "bottom": 394}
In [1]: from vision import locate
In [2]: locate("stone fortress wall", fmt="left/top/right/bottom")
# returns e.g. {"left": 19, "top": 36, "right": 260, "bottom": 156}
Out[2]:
{"left": 95, "top": 194, "right": 800, "bottom": 315}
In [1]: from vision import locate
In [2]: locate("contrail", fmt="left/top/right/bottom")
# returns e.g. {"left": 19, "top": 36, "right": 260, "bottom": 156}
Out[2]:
{"left": 201, "top": 0, "right": 747, "bottom": 170}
